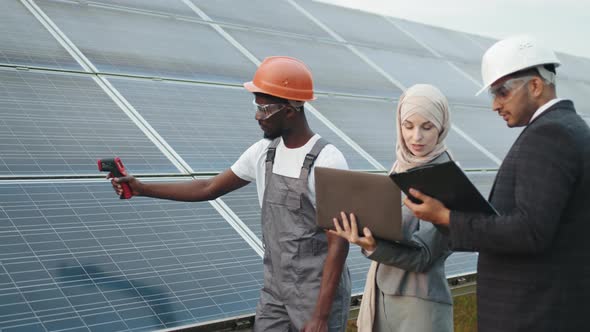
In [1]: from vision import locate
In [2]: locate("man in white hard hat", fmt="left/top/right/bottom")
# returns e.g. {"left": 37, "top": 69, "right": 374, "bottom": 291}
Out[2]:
{"left": 403, "top": 34, "right": 590, "bottom": 331}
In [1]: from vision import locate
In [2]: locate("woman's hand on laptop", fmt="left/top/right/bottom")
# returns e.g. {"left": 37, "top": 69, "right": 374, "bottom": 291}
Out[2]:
{"left": 329, "top": 211, "right": 377, "bottom": 253}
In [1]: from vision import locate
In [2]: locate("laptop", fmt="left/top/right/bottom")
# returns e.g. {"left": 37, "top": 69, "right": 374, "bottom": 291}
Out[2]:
{"left": 315, "top": 167, "right": 411, "bottom": 244}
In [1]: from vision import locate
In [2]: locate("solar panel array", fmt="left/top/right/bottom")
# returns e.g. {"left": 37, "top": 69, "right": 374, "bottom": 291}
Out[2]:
{"left": 1, "top": 0, "right": 589, "bottom": 331}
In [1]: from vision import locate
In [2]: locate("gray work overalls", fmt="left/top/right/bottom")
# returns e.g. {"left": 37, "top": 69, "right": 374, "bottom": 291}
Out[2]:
{"left": 254, "top": 137, "right": 351, "bottom": 332}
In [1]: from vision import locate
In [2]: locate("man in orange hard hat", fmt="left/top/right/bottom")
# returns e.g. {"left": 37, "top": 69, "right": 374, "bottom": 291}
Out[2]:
{"left": 403, "top": 35, "right": 590, "bottom": 331}
{"left": 111, "top": 56, "right": 351, "bottom": 332}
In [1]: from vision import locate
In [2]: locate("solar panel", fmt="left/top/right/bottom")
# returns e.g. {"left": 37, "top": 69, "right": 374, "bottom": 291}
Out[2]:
{"left": 557, "top": 78, "right": 590, "bottom": 115}
{"left": 310, "top": 95, "right": 501, "bottom": 169}
{"left": 37, "top": 0, "right": 256, "bottom": 83}
{"left": 392, "top": 18, "right": 487, "bottom": 63}
{"left": 451, "top": 61, "right": 483, "bottom": 86}
{"left": 0, "top": 0, "right": 82, "bottom": 71}
{"left": 463, "top": 33, "right": 497, "bottom": 51}
{"left": 305, "top": 111, "right": 377, "bottom": 170}
{"left": 6, "top": 1, "right": 590, "bottom": 329}
{"left": 218, "top": 185, "right": 262, "bottom": 239}
{"left": 0, "top": 179, "right": 264, "bottom": 331}
{"left": 224, "top": 26, "right": 403, "bottom": 98}
{"left": 311, "top": 95, "right": 397, "bottom": 167}
{"left": 87, "top": 0, "right": 198, "bottom": 17}
{"left": 444, "top": 131, "right": 499, "bottom": 170}
{"left": 466, "top": 171, "right": 496, "bottom": 199}
{"left": 294, "top": 0, "right": 431, "bottom": 56}
{"left": 450, "top": 105, "right": 522, "bottom": 161}
{"left": 445, "top": 252, "right": 477, "bottom": 277}
{"left": 190, "top": 0, "right": 333, "bottom": 40}
{"left": 357, "top": 46, "right": 488, "bottom": 106}
{"left": 556, "top": 52, "right": 590, "bottom": 83}
{"left": 108, "top": 77, "right": 376, "bottom": 172}
{"left": 0, "top": 68, "right": 178, "bottom": 176}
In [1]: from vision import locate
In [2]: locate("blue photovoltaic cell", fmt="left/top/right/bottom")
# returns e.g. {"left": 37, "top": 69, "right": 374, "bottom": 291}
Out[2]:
{"left": 295, "top": 0, "right": 430, "bottom": 56}
{"left": 310, "top": 95, "right": 501, "bottom": 170}
{"left": 346, "top": 249, "right": 374, "bottom": 295}
{"left": 37, "top": 0, "right": 256, "bottom": 83}
{"left": 0, "top": 180, "right": 264, "bottom": 332}
{"left": 357, "top": 46, "right": 489, "bottom": 106}
{"left": 88, "top": 0, "right": 198, "bottom": 17}
{"left": 108, "top": 77, "right": 375, "bottom": 171}
{"left": 0, "top": 68, "right": 178, "bottom": 176}
{"left": 556, "top": 52, "right": 590, "bottom": 83}
{"left": 464, "top": 33, "right": 497, "bottom": 51}
{"left": 305, "top": 111, "right": 376, "bottom": 171}
{"left": 466, "top": 171, "right": 496, "bottom": 199}
{"left": 218, "top": 185, "right": 262, "bottom": 240}
{"left": 444, "top": 131, "right": 500, "bottom": 170}
{"left": 392, "top": 18, "right": 487, "bottom": 63}
{"left": 0, "top": 0, "right": 82, "bottom": 71}
{"left": 557, "top": 78, "right": 590, "bottom": 115}
{"left": 450, "top": 61, "right": 484, "bottom": 87}
{"left": 451, "top": 105, "right": 523, "bottom": 161}
{"left": 445, "top": 252, "right": 477, "bottom": 277}
{"left": 190, "top": 0, "right": 333, "bottom": 40}
{"left": 310, "top": 95, "right": 397, "bottom": 168}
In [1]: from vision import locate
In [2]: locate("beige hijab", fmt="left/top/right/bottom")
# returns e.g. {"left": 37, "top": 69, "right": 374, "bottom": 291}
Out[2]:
{"left": 392, "top": 84, "right": 451, "bottom": 173}
{"left": 357, "top": 84, "right": 451, "bottom": 332}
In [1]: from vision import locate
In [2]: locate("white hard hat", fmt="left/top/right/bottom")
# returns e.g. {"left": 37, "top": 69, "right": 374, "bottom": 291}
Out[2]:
{"left": 476, "top": 34, "right": 561, "bottom": 96}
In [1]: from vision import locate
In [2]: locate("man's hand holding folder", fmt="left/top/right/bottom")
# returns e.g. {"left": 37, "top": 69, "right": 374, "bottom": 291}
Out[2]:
{"left": 403, "top": 188, "right": 452, "bottom": 226}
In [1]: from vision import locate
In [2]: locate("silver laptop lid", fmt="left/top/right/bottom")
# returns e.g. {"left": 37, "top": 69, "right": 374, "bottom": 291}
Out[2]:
{"left": 315, "top": 167, "right": 404, "bottom": 243}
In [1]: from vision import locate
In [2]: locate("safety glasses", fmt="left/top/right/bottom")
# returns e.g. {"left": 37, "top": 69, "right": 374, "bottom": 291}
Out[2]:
{"left": 488, "top": 75, "right": 535, "bottom": 104}
{"left": 253, "top": 101, "right": 289, "bottom": 120}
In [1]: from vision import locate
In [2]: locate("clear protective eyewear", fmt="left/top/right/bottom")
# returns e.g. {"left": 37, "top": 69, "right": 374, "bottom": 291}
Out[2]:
{"left": 253, "top": 100, "right": 289, "bottom": 120}
{"left": 488, "top": 75, "right": 535, "bottom": 104}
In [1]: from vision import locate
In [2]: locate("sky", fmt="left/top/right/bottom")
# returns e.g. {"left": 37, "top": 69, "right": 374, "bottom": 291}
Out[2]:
{"left": 318, "top": 0, "right": 590, "bottom": 59}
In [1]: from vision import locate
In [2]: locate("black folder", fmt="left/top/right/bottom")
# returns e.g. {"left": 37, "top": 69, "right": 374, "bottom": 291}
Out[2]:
{"left": 390, "top": 161, "right": 498, "bottom": 215}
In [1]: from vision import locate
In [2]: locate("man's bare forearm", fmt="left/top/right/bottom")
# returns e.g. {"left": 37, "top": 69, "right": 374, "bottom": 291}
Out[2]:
{"left": 138, "top": 179, "right": 218, "bottom": 201}
{"left": 120, "top": 169, "right": 249, "bottom": 202}
{"left": 311, "top": 233, "right": 349, "bottom": 319}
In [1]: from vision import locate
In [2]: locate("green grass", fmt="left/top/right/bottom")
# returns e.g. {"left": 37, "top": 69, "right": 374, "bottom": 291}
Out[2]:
{"left": 453, "top": 293, "right": 477, "bottom": 332}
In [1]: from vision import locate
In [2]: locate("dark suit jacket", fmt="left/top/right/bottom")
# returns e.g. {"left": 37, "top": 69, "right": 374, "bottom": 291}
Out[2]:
{"left": 450, "top": 100, "right": 590, "bottom": 332}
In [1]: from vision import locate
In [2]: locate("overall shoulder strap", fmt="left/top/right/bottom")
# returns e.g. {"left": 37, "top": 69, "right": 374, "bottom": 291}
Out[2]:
{"left": 300, "top": 138, "right": 329, "bottom": 180}
{"left": 265, "top": 138, "right": 281, "bottom": 163}
{"left": 264, "top": 138, "right": 281, "bottom": 184}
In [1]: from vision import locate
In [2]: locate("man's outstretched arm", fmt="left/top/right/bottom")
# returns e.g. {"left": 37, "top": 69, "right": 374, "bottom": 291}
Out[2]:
{"left": 111, "top": 169, "right": 249, "bottom": 202}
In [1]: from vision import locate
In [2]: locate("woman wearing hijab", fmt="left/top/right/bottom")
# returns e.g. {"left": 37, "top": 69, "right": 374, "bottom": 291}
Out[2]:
{"left": 330, "top": 84, "right": 453, "bottom": 332}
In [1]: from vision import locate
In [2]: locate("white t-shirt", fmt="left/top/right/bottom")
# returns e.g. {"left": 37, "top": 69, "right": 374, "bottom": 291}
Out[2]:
{"left": 231, "top": 134, "right": 349, "bottom": 207}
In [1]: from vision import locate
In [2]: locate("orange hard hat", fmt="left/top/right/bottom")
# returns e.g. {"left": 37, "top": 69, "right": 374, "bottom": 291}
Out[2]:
{"left": 244, "top": 56, "right": 315, "bottom": 101}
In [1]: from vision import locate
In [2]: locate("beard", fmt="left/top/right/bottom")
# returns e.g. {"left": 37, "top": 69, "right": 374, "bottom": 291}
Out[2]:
{"left": 263, "top": 131, "right": 281, "bottom": 139}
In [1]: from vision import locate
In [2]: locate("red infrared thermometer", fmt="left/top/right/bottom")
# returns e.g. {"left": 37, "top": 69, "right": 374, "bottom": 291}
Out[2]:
{"left": 97, "top": 157, "right": 132, "bottom": 199}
